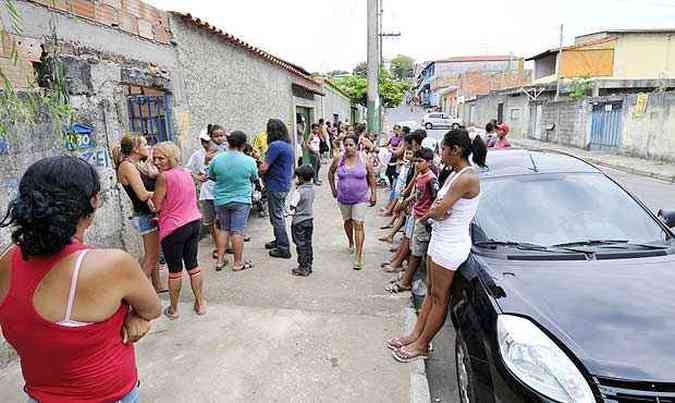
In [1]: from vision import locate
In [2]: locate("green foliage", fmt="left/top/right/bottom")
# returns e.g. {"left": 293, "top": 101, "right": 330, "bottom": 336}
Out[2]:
{"left": 569, "top": 75, "right": 593, "bottom": 100}
{"left": 333, "top": 67, "right": 412, "bottom": 108}
{"left": 389, "top": 54, "right": 415, "bottom": 80}
{"left": 0, "top": 8, "right": 72, "bottom": 141}
{"left": 353, "top": 61, "right": 368, "bottom": 77}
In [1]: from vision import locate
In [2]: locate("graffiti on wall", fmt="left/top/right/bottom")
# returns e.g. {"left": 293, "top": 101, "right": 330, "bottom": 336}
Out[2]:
{"left": 64, "top": 123, "right": 96, "bottom": 151}
{"left": 0, "top": 137, "right": 10, "bottom": 155}
{"left": 79, "top": 148, "right": 111, "bottom": 168}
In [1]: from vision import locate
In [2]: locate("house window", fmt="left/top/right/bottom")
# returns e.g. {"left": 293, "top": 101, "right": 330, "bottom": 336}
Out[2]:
{"left": 510, "top": 108, "right": 521, "bottom": 121}
{"left": 127, "top": 86, "right": 173, "bottom": 145}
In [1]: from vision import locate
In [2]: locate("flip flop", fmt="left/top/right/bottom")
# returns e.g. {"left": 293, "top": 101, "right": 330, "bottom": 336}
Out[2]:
{"left": 385, "top": 281, "right": 411, "bottom": 293}
{"left": 232, "top": 260, "right": 254, "bottom": 272}
{"left": 215, "top": 260, "right": 229, "bottom": 272}
{"left": 382, "top": 263, "right": 402, "bottom": 273}
{"left": 163, "top": 306, "right": 179, "bottom": 320}
{"left": 392, "top": 347, "right": 430, "bottom": 363}
{"left": 386, "top": 336, "right": 412, "bottom": 351}
{"left": 194, "top": 300, "right": 207, "bottom": 316}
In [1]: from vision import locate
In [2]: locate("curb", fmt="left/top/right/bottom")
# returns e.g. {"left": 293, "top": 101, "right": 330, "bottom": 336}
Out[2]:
{"left": 405, "top": 304, "right": 431, "bottom": 403}
{"left": 511, "top": 141, "right": 675, "bottom": 183}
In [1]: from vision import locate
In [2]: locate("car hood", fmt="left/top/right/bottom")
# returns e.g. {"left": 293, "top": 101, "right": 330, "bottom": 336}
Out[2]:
{"left": 482, "top": 253, "right": 675, "bottom": 382}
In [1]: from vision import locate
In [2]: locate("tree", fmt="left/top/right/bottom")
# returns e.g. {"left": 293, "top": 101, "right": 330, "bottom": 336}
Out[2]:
{"left": 353, "top": 62, "right": 368, "bottom": 77}
{"left": 326, "top": 69, "right": 349, "bottom": 77}
{"left": 390, "top": 54, "right": 415, "bottom": 80}
{"left": 333, "top": 67, "right": 411, "bottom": 108}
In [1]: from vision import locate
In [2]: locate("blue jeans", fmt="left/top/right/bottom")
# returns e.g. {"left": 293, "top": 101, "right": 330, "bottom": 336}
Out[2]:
{"left": 28, "top": 384, "right": 140, "bottom": 403}
{"left": 215, "top": 202, "right": 251, "bottom": 235}
{"left": 267, "top": 191, "right": 290, "bottom": 251}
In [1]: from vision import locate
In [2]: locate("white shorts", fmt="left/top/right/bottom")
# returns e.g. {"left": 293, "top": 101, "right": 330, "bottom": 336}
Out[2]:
{"left": 427, "top": 235, "right": 470, "bottom": 270}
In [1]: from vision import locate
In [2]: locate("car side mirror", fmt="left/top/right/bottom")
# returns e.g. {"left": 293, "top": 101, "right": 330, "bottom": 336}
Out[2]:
{"left": 658, "top": 209, "right": 675, "bottom": 228}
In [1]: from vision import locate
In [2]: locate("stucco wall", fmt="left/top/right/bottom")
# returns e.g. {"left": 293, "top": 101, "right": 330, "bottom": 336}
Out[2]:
{"left": 614, "top": 34, "right": 675, "bottom": 79}
{"left": 461, "top": 93, "right": 530, "bottom": 139}
{"left": 1, "top": 4, "right": 181, "bottom": 368}
{"left": 622, "top": 92, "right": 675, "bottom": 162}
{"left": 169, "top": 14, "right": 296, "bottom": 155}
{"left": 319, "top": 84, "right": 352, "bottom": 125}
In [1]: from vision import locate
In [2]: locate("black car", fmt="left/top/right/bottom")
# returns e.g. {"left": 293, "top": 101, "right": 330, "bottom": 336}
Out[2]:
{"left": 450, "top": 149, "right": 675, "bottom": 403}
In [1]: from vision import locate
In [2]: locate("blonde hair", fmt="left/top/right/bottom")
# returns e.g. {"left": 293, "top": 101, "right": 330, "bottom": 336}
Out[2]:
{"left": 153, "top": 142, "right": 181, "bottom": 169}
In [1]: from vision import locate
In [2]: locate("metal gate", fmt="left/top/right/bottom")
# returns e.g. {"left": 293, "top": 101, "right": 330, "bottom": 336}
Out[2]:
{"left": 127, "top": 95, "right": 173, "bottom": 145}
{"left": 590, "top": 102, "right": 623, "bottom": 149}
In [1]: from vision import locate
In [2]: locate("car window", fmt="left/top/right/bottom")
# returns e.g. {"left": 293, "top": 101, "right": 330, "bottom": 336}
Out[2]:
{"left": 474, "top": 173, "right": 668, "bottom": 245}
{"left": 429, "top": 113, "right": 440, "bottom": 118}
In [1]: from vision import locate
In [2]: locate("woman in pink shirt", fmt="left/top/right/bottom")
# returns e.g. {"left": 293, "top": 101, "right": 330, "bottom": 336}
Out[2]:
{"left": 494, "top": 122, "right": 512, "bottom": 149}
{"left": 151, "top": 142, "right": 206, "bottom": 320}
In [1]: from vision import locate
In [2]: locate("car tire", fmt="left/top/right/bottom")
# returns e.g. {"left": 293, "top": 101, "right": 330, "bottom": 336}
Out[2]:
{"left": 425, "top": 123, "right": 433, "bottom": 130}
{"left": 455, "top": 332, "right": 476, "bottom": 403}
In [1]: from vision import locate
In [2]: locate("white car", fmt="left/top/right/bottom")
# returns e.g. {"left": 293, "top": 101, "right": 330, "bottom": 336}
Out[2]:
{"left": 421, "top": 112, "right": 451, "bottom": 130}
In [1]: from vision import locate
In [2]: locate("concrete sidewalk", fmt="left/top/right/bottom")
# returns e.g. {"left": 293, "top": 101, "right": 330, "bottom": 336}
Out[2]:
{"left": 0, "top": 173, "right": 412, "bottom": 402}
{"left": 511, "top": 138, "right": 675, "bottom": 183}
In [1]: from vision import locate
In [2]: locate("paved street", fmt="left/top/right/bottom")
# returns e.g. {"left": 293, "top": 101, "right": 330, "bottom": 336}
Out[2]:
{"left": 0, "top": 177, "right": 411, "bottom": 403}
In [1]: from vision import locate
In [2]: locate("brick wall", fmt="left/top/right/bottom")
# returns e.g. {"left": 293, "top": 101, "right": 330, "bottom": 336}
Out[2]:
{"left": 28, "top": 0, "right": 170, "bottom": 43}
{"left": 458, "top": 70, "right": 531, "bottom": 99}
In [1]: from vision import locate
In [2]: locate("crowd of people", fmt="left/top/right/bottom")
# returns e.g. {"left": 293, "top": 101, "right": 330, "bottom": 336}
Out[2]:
{"left": 0, "top": 110, "right": 504, "bottom": 399}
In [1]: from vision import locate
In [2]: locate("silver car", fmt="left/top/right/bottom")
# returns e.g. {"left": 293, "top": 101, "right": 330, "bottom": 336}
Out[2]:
{"left": 422, "top": 112, "right": 451, "bottom": 129}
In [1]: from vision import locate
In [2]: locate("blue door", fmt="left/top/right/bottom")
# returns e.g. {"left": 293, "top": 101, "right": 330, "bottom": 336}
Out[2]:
{"left": 590, "top": 102, "right": 623, "bottom": 149}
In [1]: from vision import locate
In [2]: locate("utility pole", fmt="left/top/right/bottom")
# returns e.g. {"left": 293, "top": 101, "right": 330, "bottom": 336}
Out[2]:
{"left": 555, "top": 24, "right": 564, "bottom": 101}
{"left": 367, "top": 0, "right": 380, "bottom": 133}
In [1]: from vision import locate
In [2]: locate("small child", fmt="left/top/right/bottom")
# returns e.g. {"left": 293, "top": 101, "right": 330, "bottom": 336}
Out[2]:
{"left": 289, "top": 165, "right": 316, "bottom": 277}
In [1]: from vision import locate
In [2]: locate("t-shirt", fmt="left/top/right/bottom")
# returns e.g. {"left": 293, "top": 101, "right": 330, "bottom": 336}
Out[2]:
{"left": 309, "top": 134, "right": 321, "bottom": 154}
{"left": 252, "top": 131, "right": 268, "bottom": 157}
{"left": 395, "top": 161, "right": 411, "bottom": 193}
{"left": 185, "top": 148, "right": 215, "bottom": 201}
{"left": 413, "top": 169, "right": 439, "bottom": 218}
{"left": 265, "top": 140, "right": 294, "bottom": 193}
{"left": 291, "top": 183, "right": 315, "bottom": 225}
{"left": 209, "top": 151, "right": 258, "bottom": 206}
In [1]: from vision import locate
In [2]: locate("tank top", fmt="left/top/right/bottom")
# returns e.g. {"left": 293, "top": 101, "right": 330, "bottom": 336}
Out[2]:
{"left": 121, "top": 161, "right": 156, "bottom": 215}
{"left": 336, "top": 153, "right": 369, "bottom": 205}
{"left": 0, "top": 240, "right": 137, "bottom": 402}
{"left": 430, "top": 167, "right": 480, "bottom": 247}
{"left": 158, "top": 168, "right": 202, "bottom": 240}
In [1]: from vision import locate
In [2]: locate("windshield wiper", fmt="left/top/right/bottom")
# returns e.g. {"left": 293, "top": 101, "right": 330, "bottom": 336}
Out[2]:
{"left": 551, "top": 239, "right": 670, "bottom": 250}
{"left": 474, "top": 240, "right": 584, "bottom": 253}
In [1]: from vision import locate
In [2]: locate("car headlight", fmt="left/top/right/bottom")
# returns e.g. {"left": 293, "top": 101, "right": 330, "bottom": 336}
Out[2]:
{"left": 497, "top": 315, "right": 595, "bottom": 403}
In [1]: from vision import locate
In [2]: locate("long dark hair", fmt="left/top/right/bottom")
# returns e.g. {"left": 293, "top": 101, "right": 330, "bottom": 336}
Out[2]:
{"left": 266, "top": 119, "right": 290, "bottom": 144}
{"left": 442, "top": 128, "right": 487, "bottom": 167}
{"left": 1, "top": 156, "right": 101, "bottom": 259}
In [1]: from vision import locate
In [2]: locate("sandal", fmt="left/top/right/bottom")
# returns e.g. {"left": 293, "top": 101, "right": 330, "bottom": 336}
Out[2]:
{"left": 385, "top": 336, "right": 414, "bottom": 351}
{"left": 163, "top": 306, "right": 179, "bottom": 320}
{"left": 385, "top": 281, "right": 411, "bottom": 293}
{"left": 392, "top": 346, "right": 430, "bottom": 363}
{"left": 215, "top": 260, "right": 229, "bottom": 272}
{"left": 232, "top": 260, "right": 254, "bottom": 272}
{"left": 194, "top": 300, "right": 207, "bottom": 316}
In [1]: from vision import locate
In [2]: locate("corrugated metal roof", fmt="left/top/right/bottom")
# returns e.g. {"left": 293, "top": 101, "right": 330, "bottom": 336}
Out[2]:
{"left": 172, "top": 12, "right": 322, "bottom": 93}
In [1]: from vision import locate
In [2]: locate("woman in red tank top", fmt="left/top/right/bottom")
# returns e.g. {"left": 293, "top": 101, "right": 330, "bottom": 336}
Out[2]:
{"left": 0, "top": 156, "right": 162, "bottom": 402}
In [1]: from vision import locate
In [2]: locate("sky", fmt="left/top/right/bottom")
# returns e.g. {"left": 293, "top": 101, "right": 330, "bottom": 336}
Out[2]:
{"left": 145, "top": 0, "right": 675, "bottom": 74}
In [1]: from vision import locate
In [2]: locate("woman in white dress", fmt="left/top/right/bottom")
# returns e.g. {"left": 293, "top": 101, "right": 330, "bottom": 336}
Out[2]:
{"left": 387, "top": 128, "right": 487, "bottom": 362}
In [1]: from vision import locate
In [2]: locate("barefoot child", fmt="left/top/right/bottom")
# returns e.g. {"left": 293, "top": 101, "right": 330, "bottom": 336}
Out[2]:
{"left": 290, "top": 165, "right": 316, "bottom": 277}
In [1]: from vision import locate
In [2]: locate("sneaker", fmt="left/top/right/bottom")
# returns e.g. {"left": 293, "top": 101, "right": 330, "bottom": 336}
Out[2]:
{"left": 269, "top": 248, "right": 292, "bottom": 259}
{"left": 264, "top": 241, "right": 277, "bottom": 250}
{"left": 292, "top": 267, "right": 311, "bottom": 277}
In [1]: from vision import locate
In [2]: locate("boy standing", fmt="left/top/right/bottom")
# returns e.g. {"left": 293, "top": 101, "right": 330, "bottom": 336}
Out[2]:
{"left": 290, "top": 165, "right": 316, "bottom": 277}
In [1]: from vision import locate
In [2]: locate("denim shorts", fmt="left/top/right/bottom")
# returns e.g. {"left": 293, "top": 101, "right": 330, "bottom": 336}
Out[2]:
{"left": 28, "top": 383, "right": 140, "bottom": 403}
{"left": 215, "top": 202, "right": 251, "bottom": 234}
{"left": 130, "top": 213, "right": 158, "bottom": 235}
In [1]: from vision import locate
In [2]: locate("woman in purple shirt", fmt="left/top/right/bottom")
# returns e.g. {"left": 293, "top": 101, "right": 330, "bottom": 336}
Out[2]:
{"left": 328, "top": 135, "right": 377, "bottom": 270}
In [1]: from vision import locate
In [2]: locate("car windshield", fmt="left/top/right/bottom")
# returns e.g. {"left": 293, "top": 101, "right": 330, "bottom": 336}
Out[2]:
{"left": 474, "top": 173, "right": 669, "bottom": 246}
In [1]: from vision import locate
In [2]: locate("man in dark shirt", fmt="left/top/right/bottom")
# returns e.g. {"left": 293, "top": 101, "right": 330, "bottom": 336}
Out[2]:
{"left": 260, "top": 119, "right": 294, "bottom": 259}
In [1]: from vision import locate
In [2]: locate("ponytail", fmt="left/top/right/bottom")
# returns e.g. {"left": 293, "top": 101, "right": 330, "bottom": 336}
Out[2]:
{"left": 471, "top": 135, "right": 487, "bottom": 168}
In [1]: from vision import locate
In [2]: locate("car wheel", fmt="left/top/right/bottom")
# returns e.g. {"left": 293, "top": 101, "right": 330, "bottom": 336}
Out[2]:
{"left": 455, "top": 333, "right": 476, "bottom": 403}
{"left": 425, "top": 122, "right": 433, "bottom": 130}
